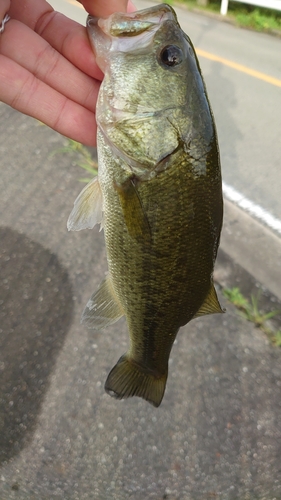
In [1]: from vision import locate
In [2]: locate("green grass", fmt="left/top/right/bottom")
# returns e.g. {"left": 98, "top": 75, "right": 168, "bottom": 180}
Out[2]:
{"left": 56, "top": 139, "right": 98, "bottom": 182}
{"left": 223, "top": 287, "right": 281, "bottom": 346}
{"left": 234, "top": 7, "right": 281, "bottom": 32}
{"left": 175, "top": 0, "right": 281, "bottom": 34}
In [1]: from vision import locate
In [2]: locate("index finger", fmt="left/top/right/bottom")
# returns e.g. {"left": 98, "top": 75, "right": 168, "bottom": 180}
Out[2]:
{"left": 77, "top": 0, "right": 129, "bottom": 17}
{"left": 8, "top": 0, "right": 102, "bottom": 80}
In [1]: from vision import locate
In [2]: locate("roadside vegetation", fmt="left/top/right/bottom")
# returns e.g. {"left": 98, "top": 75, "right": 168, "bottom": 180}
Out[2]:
{"left": 223, "top": 287, "right": 281, "bottom": 347}
{"left": 57, "top": 139, "right": 98, "bottom": 182}
{"left": 169, "top": 0, "right": 281, "bottom": 35}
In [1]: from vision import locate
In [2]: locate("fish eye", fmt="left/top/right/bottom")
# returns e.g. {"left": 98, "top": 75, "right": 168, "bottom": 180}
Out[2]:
{"left": 159, "top": 45, "right": 183, "bottom": 67}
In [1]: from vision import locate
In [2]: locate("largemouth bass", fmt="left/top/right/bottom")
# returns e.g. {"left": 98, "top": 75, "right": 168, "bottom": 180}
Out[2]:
{"left": 68, "top": 4, "right": 223, "bottom": 407}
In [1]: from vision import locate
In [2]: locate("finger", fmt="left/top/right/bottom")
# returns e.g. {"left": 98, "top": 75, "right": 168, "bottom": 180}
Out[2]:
{"left": 0, "top": 55, "right": 97, "bottom": 146}
{"left": 8, "top": 0, "right": 103, "bottom": 80}
{"left": 0, "top": 0, "right": 10, "bottom": 18}
{"left": 77, "top": 0, "right": 136, "bottom": 14}
{"left": 1, "top": 19, "right": 99, "bottom": 113}
{"left": 127, "top": 1, "right": 136, "bottom": 13}
{"left": 77, "top": 0, "right": 128, "bottom": 16}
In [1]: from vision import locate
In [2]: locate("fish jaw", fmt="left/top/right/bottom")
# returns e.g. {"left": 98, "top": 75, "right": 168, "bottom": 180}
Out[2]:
{"left": 86, "top": 4, "right": 177, "bottom": 72}
{"left": 87, "top": 4, "right": 215, "bottom": 178}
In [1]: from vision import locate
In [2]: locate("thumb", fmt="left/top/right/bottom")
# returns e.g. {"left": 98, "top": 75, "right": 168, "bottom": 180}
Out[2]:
{"left": 76, "top": 0, "right": 130, "bottom": 17}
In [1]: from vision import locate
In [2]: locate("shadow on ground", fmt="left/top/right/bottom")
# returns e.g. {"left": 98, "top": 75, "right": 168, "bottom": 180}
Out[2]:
{"left": 0, "top": 227, "right": 73, "bottom": 464}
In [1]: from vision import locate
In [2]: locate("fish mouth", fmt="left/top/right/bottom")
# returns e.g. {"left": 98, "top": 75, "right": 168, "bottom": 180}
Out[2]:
{"left": 86, "top": 4, "right": 178, "bottom": 72}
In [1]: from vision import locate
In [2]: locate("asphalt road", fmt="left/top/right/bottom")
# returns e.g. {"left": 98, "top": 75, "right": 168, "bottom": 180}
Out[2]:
{"left": 0, "top": 102, "right": 281, "bottom": 500}
{"left": 50, "top": 0, "right": 281, "bottom": 229}
{"left": 1, "top": 3, "right": 281, "bottom": 499}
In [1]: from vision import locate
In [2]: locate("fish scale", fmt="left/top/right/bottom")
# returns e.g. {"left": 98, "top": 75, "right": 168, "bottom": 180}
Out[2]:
{"left": 68, "top": 4, "right": 223, "bottom": 407}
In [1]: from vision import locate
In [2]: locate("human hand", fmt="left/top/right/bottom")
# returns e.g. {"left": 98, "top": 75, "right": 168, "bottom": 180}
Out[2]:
{"left": 0, "top": 0, "right": 134, "bottom": 146}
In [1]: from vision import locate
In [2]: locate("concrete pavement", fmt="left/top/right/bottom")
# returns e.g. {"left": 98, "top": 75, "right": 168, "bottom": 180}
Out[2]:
{"left": 0, "top": 101, "right": 281, "bottom": 500}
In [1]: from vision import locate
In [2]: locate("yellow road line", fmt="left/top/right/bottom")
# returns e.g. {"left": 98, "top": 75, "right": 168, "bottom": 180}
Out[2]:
{"left": 196, "top": 48, "right": 281, "bottom": 88}
{"left": 63, "top": 0, "right": 281, "bottom": 88}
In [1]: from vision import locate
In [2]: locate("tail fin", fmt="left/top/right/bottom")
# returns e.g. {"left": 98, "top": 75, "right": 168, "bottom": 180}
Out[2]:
{"left": 104, "top": 354, "right": 167, "bottom": 408}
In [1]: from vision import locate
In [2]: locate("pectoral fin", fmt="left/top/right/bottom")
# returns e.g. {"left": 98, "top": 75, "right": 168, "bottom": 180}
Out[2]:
{"left": 82, "top": 274, "right": 124, "bottom": 329}
{"left": 115, "top": 177, "right": 151, "bottom": 243}
{"left": 193, "top": 284, "right": 224, "bottom": 319}
{"left": 67, "top": 176, "right": 103, "bottom": 231}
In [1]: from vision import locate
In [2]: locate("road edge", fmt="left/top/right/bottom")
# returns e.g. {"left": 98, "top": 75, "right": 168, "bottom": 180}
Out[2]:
{"left": 217, "top": 198, "right": 281, "bottom": 302}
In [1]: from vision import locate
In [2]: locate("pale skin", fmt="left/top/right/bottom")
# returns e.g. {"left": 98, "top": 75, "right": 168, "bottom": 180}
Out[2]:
{"left": 0, "top": 0, "right": 135, "bottom": 146}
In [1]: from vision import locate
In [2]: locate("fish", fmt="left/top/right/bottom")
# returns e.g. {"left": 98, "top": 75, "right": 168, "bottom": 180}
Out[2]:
{"left": 67, "top": 4, "right": 224, "bottom": 407}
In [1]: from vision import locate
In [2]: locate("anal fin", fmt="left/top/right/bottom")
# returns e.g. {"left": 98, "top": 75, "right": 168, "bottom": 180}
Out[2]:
{"left": 82, "top": 274, "right": 124, "bottom": 329}
{"left": 193, "top": 283, "right": 224, "bottom": 319}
